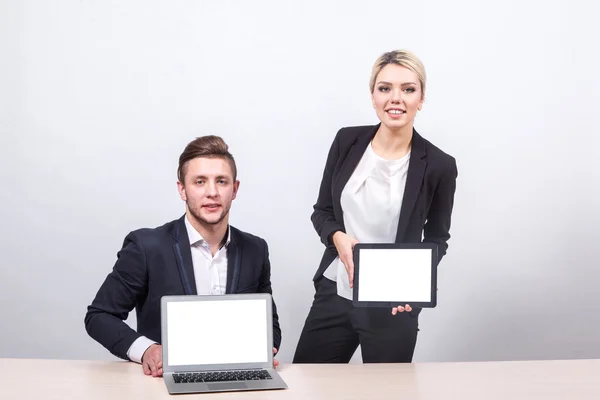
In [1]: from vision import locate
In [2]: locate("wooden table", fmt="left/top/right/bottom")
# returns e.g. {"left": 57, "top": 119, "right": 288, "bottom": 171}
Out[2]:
{"left": 1, "top": 358, "right": 599, "bottom": 399}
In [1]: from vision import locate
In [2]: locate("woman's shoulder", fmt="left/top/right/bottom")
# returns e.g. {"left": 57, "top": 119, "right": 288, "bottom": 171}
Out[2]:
{"left": 416, "top": 131, "right": 456, "bottom": 166}
{"left": 333, "top": 124, "right": 378, "bottom": 145}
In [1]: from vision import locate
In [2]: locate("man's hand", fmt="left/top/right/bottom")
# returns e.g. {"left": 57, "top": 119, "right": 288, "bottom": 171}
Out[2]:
{"left": 142, "top": 344, "right": 163, "bottom": 377}
{"left": 273, "top": 348, "right": 279, "bottom": 369}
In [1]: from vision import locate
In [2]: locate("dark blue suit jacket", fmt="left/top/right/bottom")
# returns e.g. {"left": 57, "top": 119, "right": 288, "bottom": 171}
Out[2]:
{"left": 84, "top": 216, "right": 281, "bottom": 360}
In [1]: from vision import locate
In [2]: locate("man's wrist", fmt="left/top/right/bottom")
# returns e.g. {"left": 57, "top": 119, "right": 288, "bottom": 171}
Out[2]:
{"left": 127, "top": 336, "right": 157, "bottom": 364}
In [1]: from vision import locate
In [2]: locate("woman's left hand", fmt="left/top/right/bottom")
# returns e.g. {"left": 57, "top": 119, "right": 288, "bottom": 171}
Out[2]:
{"left": 391, "top": 304, "right": 412, "bottom": 315}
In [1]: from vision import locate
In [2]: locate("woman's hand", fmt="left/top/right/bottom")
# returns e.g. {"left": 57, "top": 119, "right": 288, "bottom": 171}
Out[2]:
{"left": 332, "top": 231, "right": 359, "bottom": 287}
{"left": 391, "top": 304, "right": 412, "bottom": 315}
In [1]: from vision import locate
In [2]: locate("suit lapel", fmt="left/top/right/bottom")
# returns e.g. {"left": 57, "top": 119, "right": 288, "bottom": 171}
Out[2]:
{"left": 395, "top": 130, "right": 427, "bottom": 241}
{"left": 225, "top": 228, "right": 242, "bottom": 294}
{"left": 172, "top": 216, "right": 198, "bottom": 295}
{"left": 333, "top": 125, "right": 379, "bottom": 218}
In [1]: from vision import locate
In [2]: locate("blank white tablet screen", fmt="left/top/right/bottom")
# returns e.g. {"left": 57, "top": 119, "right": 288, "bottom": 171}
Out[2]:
{"left": 357, "top": 248, "right": 432, "bottom": 302}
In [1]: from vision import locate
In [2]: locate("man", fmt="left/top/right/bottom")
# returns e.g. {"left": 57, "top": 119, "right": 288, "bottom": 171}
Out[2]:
{"left": 85, "top": 135, "right": 281, "bottom": 377}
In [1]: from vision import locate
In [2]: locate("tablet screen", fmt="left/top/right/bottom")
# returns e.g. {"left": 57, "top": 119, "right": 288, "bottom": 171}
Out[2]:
{"left": 356, "top": 247, "right": 433, "bottom": 302}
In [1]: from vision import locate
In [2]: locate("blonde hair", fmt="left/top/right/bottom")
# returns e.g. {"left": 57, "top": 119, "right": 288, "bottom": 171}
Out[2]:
{"left": 369, "top": 50, "right": 426, "bottom": 98}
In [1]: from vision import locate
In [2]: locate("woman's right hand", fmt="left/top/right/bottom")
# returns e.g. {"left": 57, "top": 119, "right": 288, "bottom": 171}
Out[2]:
{"left": 332, "top": 231, "right": 359, "bottom": 287}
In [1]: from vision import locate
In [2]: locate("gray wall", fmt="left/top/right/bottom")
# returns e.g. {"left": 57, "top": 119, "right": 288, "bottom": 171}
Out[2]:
{"left": 1, "top": 0, "right": 599, "bottom": 364}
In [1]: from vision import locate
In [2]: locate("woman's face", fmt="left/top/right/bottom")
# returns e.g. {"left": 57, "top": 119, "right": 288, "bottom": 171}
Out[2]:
{"left": 371, "top": 64, "right": 424, "bottom": 132}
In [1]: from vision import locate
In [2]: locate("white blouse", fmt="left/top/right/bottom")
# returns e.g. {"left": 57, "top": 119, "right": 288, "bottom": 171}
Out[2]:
{"left": 323, "top": 142, "right": 410, "bottom": 300}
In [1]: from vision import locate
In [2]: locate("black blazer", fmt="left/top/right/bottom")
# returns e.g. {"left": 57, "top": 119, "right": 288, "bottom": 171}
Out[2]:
{"left": 84, "top": 216, "right": 281, "bottom": 360}
{"left": 312, "top": 124, "right": 458, "bottom": 281}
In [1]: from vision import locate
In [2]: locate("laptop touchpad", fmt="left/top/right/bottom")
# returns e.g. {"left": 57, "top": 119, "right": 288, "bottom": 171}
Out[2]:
{"left": 207, "top": 382, "right": 248, "bottom": 391}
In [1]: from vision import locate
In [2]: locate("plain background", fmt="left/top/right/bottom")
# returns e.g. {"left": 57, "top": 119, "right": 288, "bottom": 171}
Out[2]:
{"left": 1, "top": 0, "right": 599, "bottom": 364}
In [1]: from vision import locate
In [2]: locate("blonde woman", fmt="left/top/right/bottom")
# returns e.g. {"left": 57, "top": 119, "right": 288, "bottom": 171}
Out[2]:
{"left": 293, "top": 50, "right": 458, "bottom": 363}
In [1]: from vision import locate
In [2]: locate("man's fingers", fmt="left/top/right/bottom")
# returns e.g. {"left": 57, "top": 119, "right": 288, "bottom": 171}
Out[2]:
{"left": 148, "top": 360, "right": 156, "bottom": 376}
{"left": 391, "top": 307, "right": 398, "bottom": 315}
{"left": 152, "top": 360, "right": 162, "bottom": 377}
{"left": 148, "top": 359, "right": 158, "bottom": 376}
{"left": 405, "top": 304, "right": 412, "bottom": 312}
{"left": 272, "top": 347, "right": 279, "bottom": 369}
{"left": 143, "top": 363, "right": 151, "bottom": 375}
{"left": 145, "top": 361, "right": 156, "bottom": 376}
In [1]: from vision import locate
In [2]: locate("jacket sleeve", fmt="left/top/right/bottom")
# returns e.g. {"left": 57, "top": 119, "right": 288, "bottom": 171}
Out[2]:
{"left": 423, "top": 158, "right": 458, "bottom": 264}
{"left": 310, "top": 129, "right": 345, "bottom": 247}
{"left": 84, "top": 232, "right": 148, "bottom": 360}
{"left": 257, "top": 239, "right": 282, "bottom": 351}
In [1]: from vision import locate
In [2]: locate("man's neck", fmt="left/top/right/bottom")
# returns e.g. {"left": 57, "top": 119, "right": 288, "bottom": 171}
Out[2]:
{"left": 186, "top": 213, "right": 228, "bottom": 254}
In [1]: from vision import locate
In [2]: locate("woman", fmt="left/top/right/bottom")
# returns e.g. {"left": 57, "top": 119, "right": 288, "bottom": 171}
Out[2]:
{"left": 293, "top": 50, "right": 458, "bottom": 363}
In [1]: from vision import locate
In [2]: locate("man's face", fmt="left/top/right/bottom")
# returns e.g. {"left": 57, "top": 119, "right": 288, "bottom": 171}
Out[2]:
{"left": 177, "top": 157, "right": 239, "bottom": 227}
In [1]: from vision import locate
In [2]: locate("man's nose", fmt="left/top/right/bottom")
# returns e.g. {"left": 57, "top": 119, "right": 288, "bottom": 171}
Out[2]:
{"left": 205, "top": 182, "right": 218, "bottom": 196}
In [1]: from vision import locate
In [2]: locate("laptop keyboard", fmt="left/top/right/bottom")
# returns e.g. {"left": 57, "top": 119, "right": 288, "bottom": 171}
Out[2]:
{"left": 173, "top": 370, "right": 272, "bottom": 383}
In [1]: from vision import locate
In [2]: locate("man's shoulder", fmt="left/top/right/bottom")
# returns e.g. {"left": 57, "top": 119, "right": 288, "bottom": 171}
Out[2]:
{"left": 230, "top": 226, "right": 267, "bottom": 252}
{"left": 124, "top": 217, "right": 180, "bottom": 244}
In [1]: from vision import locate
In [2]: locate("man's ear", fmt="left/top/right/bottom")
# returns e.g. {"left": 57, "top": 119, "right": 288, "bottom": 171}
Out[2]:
{"left": 232, "top": 180, "right": 240, "bottom": 200}
{"left": 177, "top": 181, "right": 187, "bottom": 201}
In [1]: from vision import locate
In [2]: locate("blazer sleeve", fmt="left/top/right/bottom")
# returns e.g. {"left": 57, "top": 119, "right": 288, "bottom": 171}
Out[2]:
{"left": 423, "top": 158, "right": 458, "bottom": 264}
{"left": 84, "top": 232, "right": 148, "bottom": 360}
{"left": 310, "top": 129, "right": 346, "bottom": 247}
{"left": 257, "top": 239, "right": 282, "bottom": 351}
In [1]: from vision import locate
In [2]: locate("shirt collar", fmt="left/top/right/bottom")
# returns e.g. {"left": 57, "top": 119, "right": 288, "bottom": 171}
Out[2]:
{"left": 184, "top": 214, "right": 231, "bottom": 249}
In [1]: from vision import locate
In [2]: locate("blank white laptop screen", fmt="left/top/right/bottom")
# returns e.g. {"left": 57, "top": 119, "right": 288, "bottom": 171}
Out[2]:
{"left": 166, "top": 298, "right": 268, "bottom": 366}
{"left": 357, "top": 248, "right": 432, "bottom": 302}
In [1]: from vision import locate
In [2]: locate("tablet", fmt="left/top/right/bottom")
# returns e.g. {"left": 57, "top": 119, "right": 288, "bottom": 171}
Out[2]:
{"left": 352, "top": 243, "right": 438, "bottom": 308}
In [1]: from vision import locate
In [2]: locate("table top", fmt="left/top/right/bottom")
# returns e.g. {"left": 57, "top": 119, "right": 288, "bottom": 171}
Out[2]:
{"left": 1, "top": 357, "right": 599, "bottom": 399}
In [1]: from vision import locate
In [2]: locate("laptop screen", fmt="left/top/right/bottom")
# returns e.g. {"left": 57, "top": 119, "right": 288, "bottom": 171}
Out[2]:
{"left": 165, "top": 298, "right": 269, "bottom": 366}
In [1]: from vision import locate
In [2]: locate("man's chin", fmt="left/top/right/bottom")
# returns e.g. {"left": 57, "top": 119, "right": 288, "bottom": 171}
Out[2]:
{"left": 199, "top": 215, "right": 224, "bottom": 225}
{"left": 188, "top": 207, "right": 229, "bottom": 227}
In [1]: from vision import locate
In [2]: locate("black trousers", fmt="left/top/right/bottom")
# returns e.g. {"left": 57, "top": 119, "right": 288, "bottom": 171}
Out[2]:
{"left": 293, "top": 276, "right": 419, "bottom": 363}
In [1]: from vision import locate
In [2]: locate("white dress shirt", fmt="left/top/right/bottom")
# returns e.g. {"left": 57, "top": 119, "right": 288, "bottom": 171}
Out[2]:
{"left": 126, "top": 215, "right": 230, "bottom": 363}
{"left": 323, "top": 142, "right": 410, "bottom": 300}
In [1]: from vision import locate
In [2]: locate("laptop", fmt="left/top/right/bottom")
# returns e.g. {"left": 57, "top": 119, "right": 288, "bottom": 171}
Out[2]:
{"left": 160, "top": 293, "right": 288, "bottom": 395}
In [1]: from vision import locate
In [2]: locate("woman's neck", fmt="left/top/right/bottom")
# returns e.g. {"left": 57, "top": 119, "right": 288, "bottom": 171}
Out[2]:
{"left": 371, "top": 124, "right": 413, "bottom": 160}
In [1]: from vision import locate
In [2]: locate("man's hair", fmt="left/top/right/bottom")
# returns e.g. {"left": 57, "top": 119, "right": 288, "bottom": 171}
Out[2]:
{"left": 177, "top": 135, "right": 237, "bottom": 183}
